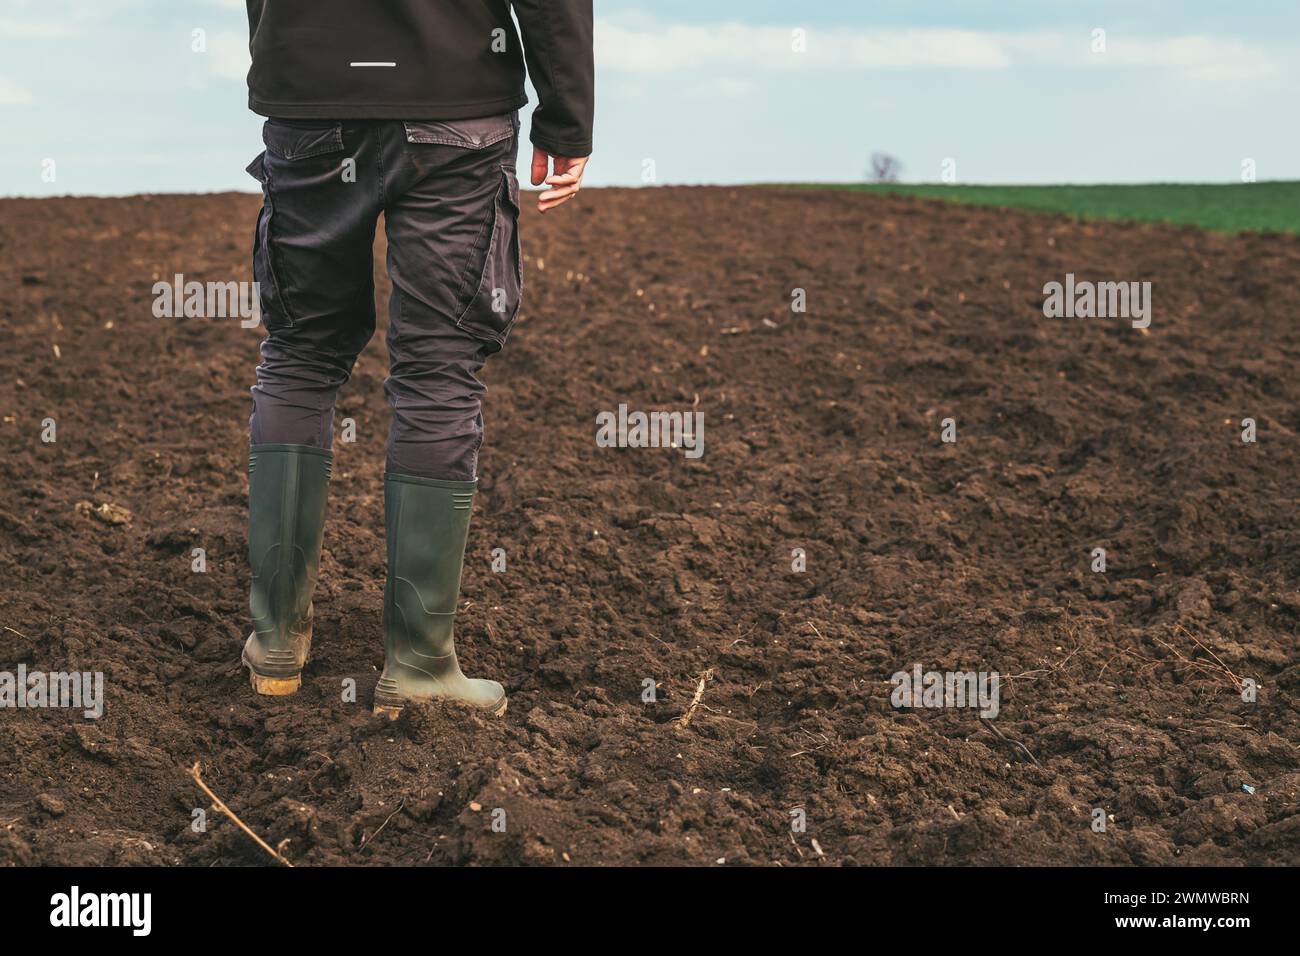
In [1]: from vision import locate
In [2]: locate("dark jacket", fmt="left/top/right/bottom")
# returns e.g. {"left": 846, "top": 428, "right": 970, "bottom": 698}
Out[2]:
{"left": 245, "top": 0, "right": 594, "bottom": 157}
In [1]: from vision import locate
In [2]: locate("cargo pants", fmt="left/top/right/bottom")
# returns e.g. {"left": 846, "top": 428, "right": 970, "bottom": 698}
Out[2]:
{"left": 245, "top": 113, "right": 523, "bottom": 480}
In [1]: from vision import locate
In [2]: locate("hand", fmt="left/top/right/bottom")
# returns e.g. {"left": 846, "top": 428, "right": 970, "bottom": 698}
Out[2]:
{"left": 531, "top": 148, "right": 588, "bottom": 213}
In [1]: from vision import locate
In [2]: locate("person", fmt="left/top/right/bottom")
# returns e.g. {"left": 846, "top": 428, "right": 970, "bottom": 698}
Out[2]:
{"left": 237, "top": 1, "right": 594, "bottom": 718}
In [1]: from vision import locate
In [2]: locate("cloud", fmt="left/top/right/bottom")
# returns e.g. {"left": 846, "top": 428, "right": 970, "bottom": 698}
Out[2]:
{"left": 0, "top": 0, "right": 150, "bottom": 35}
{"left": 595, "top": 20, "right": 1028, "bottom": 72}
{"left": 595, "top": 17, "right": 1281, "bottom": 81}
{"left": 204, "top": 28, "right": 251, "bottom": 80}
{"left": 0, "top": 16, "right": 77, "bottom": 37}
{"left": 0, "top": 76, "right": 34, "bottom": 105}
{"left": 689, "top": 77, "right": 756, "bottom": 98}
{"left": 1093, "top": 35, "right": 1280, "bottom": 83}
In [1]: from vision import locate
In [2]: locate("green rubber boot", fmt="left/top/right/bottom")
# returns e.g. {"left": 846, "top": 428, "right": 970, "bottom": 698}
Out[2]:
{"left": 241, "top": 443, "right": 331, "bottom": 696}
{"left": 373, "top": 474, "right": 506, "bottom": 718}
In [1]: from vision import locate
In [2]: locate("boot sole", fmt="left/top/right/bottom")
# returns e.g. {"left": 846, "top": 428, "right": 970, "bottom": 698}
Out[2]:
{"left": 250, "top": 672, "right": 302, "bottom": 696}
{"left": 241, "top": 616, "right": 312, "bottom": 697}
{"left": 241, "top": 649, "right": 302, "bottom": 697}
{"left": 373, "top": 697, "right": 508, "bottom": 720}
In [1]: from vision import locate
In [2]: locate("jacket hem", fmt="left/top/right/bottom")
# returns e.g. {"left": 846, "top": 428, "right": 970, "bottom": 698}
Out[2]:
{"left": 249, "top": 93, "right": 528, "bottom": 121}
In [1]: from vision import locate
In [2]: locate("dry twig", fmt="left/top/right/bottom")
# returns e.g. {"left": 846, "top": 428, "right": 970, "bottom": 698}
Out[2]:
{"left": 1002, "top": 643, "right": 1082, "bottom": 683}
{"left": 359, "top": 799, "right": 406, "bottom": 852}
{"left": 188, "top": 762, "right": 293, "bottom": 867}
{"left": 679, "top": 668, "right": 715, "bottom": 728}
{"left": 978, "top": 718, "right": 1041, "bottom": 768}
{"left": 1105, "top": 627, "right": 1242, "bottom": 694}
{"left": 1145, "top": 628, "right": 1243, "bottom": 694}
{"left": 1173, "top": 624, "right": 1243, "bottom": 693}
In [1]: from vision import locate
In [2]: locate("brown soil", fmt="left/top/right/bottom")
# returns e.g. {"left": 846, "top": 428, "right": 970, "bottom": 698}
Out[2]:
{"left": 1, "top": 187, "right": 1298, "bottom": 866}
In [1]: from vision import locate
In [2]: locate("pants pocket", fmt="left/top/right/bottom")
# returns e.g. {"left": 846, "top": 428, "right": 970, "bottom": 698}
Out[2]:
{"left": 453, "top": 166, "right": 523, "bottom": 349}
{"left": 246, "top": 152, "right": 292, "bottom": 330}
{"left": 246, "top": 122, "right": 347, "bottom": 331}
{"left": 402, "top": 116, "right": 515, "bottom": 149}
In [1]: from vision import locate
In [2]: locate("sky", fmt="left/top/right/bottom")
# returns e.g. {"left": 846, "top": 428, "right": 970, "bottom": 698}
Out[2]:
{"left": 3, "top": 0, "right": 1299, "bottom": 196}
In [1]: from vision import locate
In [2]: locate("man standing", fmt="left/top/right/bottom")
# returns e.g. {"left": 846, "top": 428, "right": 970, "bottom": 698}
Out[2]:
{"left": 238, "top": 1, "right": 594, "bottom": 717}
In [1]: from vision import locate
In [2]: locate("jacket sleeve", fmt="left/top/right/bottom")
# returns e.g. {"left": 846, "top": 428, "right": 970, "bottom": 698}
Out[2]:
{"left": 510, "top": 0, "right": 594, "bottom": 157}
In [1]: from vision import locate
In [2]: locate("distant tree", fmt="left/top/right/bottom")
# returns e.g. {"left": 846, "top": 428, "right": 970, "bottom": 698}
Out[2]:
{"left": 869, "top": 152, "right": 902, "bottom": 184}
